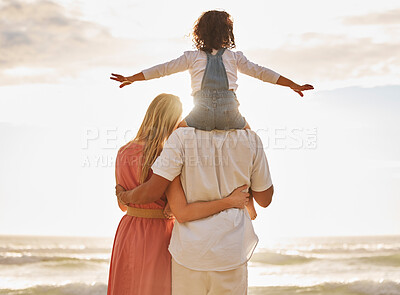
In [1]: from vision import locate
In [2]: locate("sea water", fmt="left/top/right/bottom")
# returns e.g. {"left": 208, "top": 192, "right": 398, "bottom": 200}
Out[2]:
{"left": 0, "top": 235, "right": 399, "bottom": 295}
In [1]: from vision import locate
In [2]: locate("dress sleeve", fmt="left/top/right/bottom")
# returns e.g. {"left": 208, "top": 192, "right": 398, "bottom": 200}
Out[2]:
{"left": 142, "top": 52, "right": 191, "bottom": 80}
{"left": 151, "top": 130, "right": 184, "bottom": 181}
{"left": 236, "top": 51, "right": 280, "bottom": 84}
{"left": 250, "top": 134, "right": 273, "bottom": 192}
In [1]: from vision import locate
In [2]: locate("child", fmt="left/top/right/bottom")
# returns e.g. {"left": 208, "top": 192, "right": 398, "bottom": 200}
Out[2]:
{"left": 110, "top": 10, "right": 314, "bottom": 219}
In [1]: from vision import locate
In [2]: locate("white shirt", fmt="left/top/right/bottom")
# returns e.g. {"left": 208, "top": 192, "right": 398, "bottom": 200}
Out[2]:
{"left": 152, "top": 128, "right": 272, "bottom": 271}
{"left": 142, "top": 49, "right": 280, "bottom": 95}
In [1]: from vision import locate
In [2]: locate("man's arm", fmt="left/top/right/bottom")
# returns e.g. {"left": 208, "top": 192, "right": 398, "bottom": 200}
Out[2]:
{"left": 250, "top": 133, "right": 275, "bottom": 208}
{"left": 166, "top": 177, "right": 249, "bottom": 223}
{"left": 116, "top": 174, "right": 171, "bottom": 204}
{"left": 251, "top": 185, "right": 274, "bottom": 208}
{"left": 115, "top": 173, "right": 127, "bottom": 212}
{"left": 116, "top": 129, "right": 185, "bottom": 205}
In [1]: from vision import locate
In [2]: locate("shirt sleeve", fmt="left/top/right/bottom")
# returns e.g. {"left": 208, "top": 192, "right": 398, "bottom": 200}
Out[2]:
{"left": 142, "top": 52, "right": 191, "bottom": 80}
{"left": 236, "top": 51, "right": 280, "bottom": 84}
{"left": 250, "top": 134, "right": 273, "bottom": 192}
{"left": 151, "top": 130, "right": 184, "bottom": 181}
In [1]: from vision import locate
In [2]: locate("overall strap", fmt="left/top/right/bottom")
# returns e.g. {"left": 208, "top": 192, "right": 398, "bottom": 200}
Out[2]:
{"left": 216, "top": 48, "right": 226, "bottom": 56}
{"left": 204, "top": 48, "right": 226, "bottom": 57}
{"left": 200, "top": 48, "right": 229, "bottom": 90}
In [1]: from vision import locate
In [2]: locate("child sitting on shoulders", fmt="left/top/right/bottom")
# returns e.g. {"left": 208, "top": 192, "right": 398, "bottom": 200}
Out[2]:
{"left": 111, "top": 10, "right": 314, "bottom": 219}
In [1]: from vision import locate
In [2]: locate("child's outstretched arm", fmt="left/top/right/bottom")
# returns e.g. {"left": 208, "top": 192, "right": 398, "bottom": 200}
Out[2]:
{"left": 110, "top": 52, "right": 190, "bottom": 88}
{"left": 110, "top": 72, "right": 145, "bottom": 88}
{"left": 236, "top": 52, "right": 313, "bottom": 96}
{"left": 276, "top": 75, "right": 314, "bottom": 97}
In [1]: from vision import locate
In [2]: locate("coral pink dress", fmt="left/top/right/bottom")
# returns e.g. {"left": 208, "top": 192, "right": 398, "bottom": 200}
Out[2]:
{"left": 107, "top": 141, "right": 174, "bottom": 295}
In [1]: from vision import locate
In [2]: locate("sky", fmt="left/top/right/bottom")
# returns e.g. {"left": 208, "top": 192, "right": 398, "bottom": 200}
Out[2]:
{"left": 0, "top": 0, "right": 399, "bottom": 242}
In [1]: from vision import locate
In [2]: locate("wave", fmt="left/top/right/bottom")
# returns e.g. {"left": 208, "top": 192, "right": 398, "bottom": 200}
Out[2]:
{"left": 0, "top": 246, "right": 111, "bottom": 254}
{"left": 250, "top": 252, "right": 314, "bottom": 265}
{"left": 1, "top": 281, "right": 399, "bottom": 295}
{"left": 303, "top": 246, "right": 400, "bottom": 254}
{"left": 249, "top": 280, "right": 400, "bottom": 295}
{"left": 358, "top": 254, "right": 400, "bottom": 267}
{"left": 251, "top": 251, "right": 400, "bottom": 267}
{"left": 0, "top": 283, "right": 107, "bottom": 295}
{"left": 0, "top": 255, "right": 109, "bottom": 266}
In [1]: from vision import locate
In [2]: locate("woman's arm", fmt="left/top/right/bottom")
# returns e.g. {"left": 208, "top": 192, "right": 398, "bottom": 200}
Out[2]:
{"left": 166, "top": 176, "right": 249, "bottom": 223}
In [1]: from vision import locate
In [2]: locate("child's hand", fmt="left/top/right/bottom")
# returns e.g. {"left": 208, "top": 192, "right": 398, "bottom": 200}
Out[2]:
{"left": 290, "top": 84, "right": 314, "bottom": 97}
{"left": 110, "top": 73, "right": 133, "bottom": 88}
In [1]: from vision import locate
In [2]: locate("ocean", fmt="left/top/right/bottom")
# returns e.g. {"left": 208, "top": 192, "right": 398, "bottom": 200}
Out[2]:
{"left": 0, "top": 235, "right": 399, "bottom": 295}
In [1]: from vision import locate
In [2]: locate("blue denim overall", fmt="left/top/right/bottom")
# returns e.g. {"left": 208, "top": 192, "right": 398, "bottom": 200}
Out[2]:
{"left": 185, "top": 48, "right": 246, "bottom": 131}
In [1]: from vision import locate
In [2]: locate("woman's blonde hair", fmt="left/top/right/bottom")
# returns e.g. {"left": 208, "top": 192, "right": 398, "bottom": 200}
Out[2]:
{"left": 133, "top": 93, "right": 182, "bottom": 184}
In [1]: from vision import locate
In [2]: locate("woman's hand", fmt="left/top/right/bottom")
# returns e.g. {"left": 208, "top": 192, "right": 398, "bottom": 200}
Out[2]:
{"left": 290, "top": 84, "right": 314, "bottom": 97}
{"left": 110, "top": 73, "right": 133, "bottom": 88}
{"left": 226, "top": 184, "right": 250, "bottom": 209}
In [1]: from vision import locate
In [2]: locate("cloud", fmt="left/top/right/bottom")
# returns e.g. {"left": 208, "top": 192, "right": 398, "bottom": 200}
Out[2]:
{"left": 0, "top": 0, "right": 136, "bottom": 85}
{"left": 342, "top": 8, "right": 400, "bottom": 25}
{"left": 1, "top": 1, "right": 399, "bottom": 87}
{"left": 247, "top": 33, "right": 400, "bottom": 82}
{"left": 244, "top": 9, "right": 400, "bottom": 84}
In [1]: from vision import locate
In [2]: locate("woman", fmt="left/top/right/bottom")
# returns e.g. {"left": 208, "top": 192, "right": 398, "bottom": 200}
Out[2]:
{"left": 107, "top": 93, "right": 249, "bottom": 295}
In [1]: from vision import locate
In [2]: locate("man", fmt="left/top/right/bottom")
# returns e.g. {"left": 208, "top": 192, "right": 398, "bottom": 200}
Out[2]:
{"left": 117, "top": 127, "right": 273, "bottom": 294}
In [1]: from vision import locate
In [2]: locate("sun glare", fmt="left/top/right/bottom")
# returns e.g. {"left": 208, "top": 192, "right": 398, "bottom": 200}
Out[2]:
{"left": 4, "top": 67, "right": 56, "bottom": 77}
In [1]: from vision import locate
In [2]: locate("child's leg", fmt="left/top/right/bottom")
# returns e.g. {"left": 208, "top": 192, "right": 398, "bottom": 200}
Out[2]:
{"left": 246, "top": 195, "right": 257, "bottom": 220}
{"left": 177, "top": 119, "right": 189, "bottom": 128}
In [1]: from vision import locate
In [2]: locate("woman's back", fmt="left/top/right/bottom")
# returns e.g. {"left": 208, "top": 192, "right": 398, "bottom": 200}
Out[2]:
{"left": 115, "top": 140, "right": 166, "bottom": 209}
{"left": 109, "top": 140, "right": 173, "bottom": 295}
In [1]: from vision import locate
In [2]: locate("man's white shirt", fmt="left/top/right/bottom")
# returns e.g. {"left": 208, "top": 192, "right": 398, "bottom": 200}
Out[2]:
{"left": 152, "top": 128, "right": 272, "bottom": 271}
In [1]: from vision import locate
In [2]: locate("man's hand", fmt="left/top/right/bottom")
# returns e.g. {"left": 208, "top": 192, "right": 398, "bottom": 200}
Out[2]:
{"left": 226, "top": 185, "right": 250, "bottom": 209}
{"left": 115, "top": 184, "right": 128, "bottom": 205}
{"left": 290, "top": 84, "right": 314, "bottom": 97}
{"left": 163, "top": 203, "right": 174, "bottom": 219}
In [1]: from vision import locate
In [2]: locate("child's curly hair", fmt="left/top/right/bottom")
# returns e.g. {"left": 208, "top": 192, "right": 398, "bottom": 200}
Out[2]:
{"left": 192, "top": 10, "right": 236, "bottom": 53}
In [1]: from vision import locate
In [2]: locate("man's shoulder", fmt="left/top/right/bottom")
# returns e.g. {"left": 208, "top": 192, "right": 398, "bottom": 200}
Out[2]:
{"left": 171, "top": 128, "right": 261, "bottom": 138}
{"left": 166, "top": 127, "right": 197, "bottom": 147}
{"left": 237, "top": 129, "right": 260, "bottom": 139}
{"left": 171, "top": 128, "right": 263, "bottom": 148}
{"left": 230, "top": 129, "right": 262, "bottom": 144}
{"left": 170, "top": 127, "right": 195, "bottom": 138}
